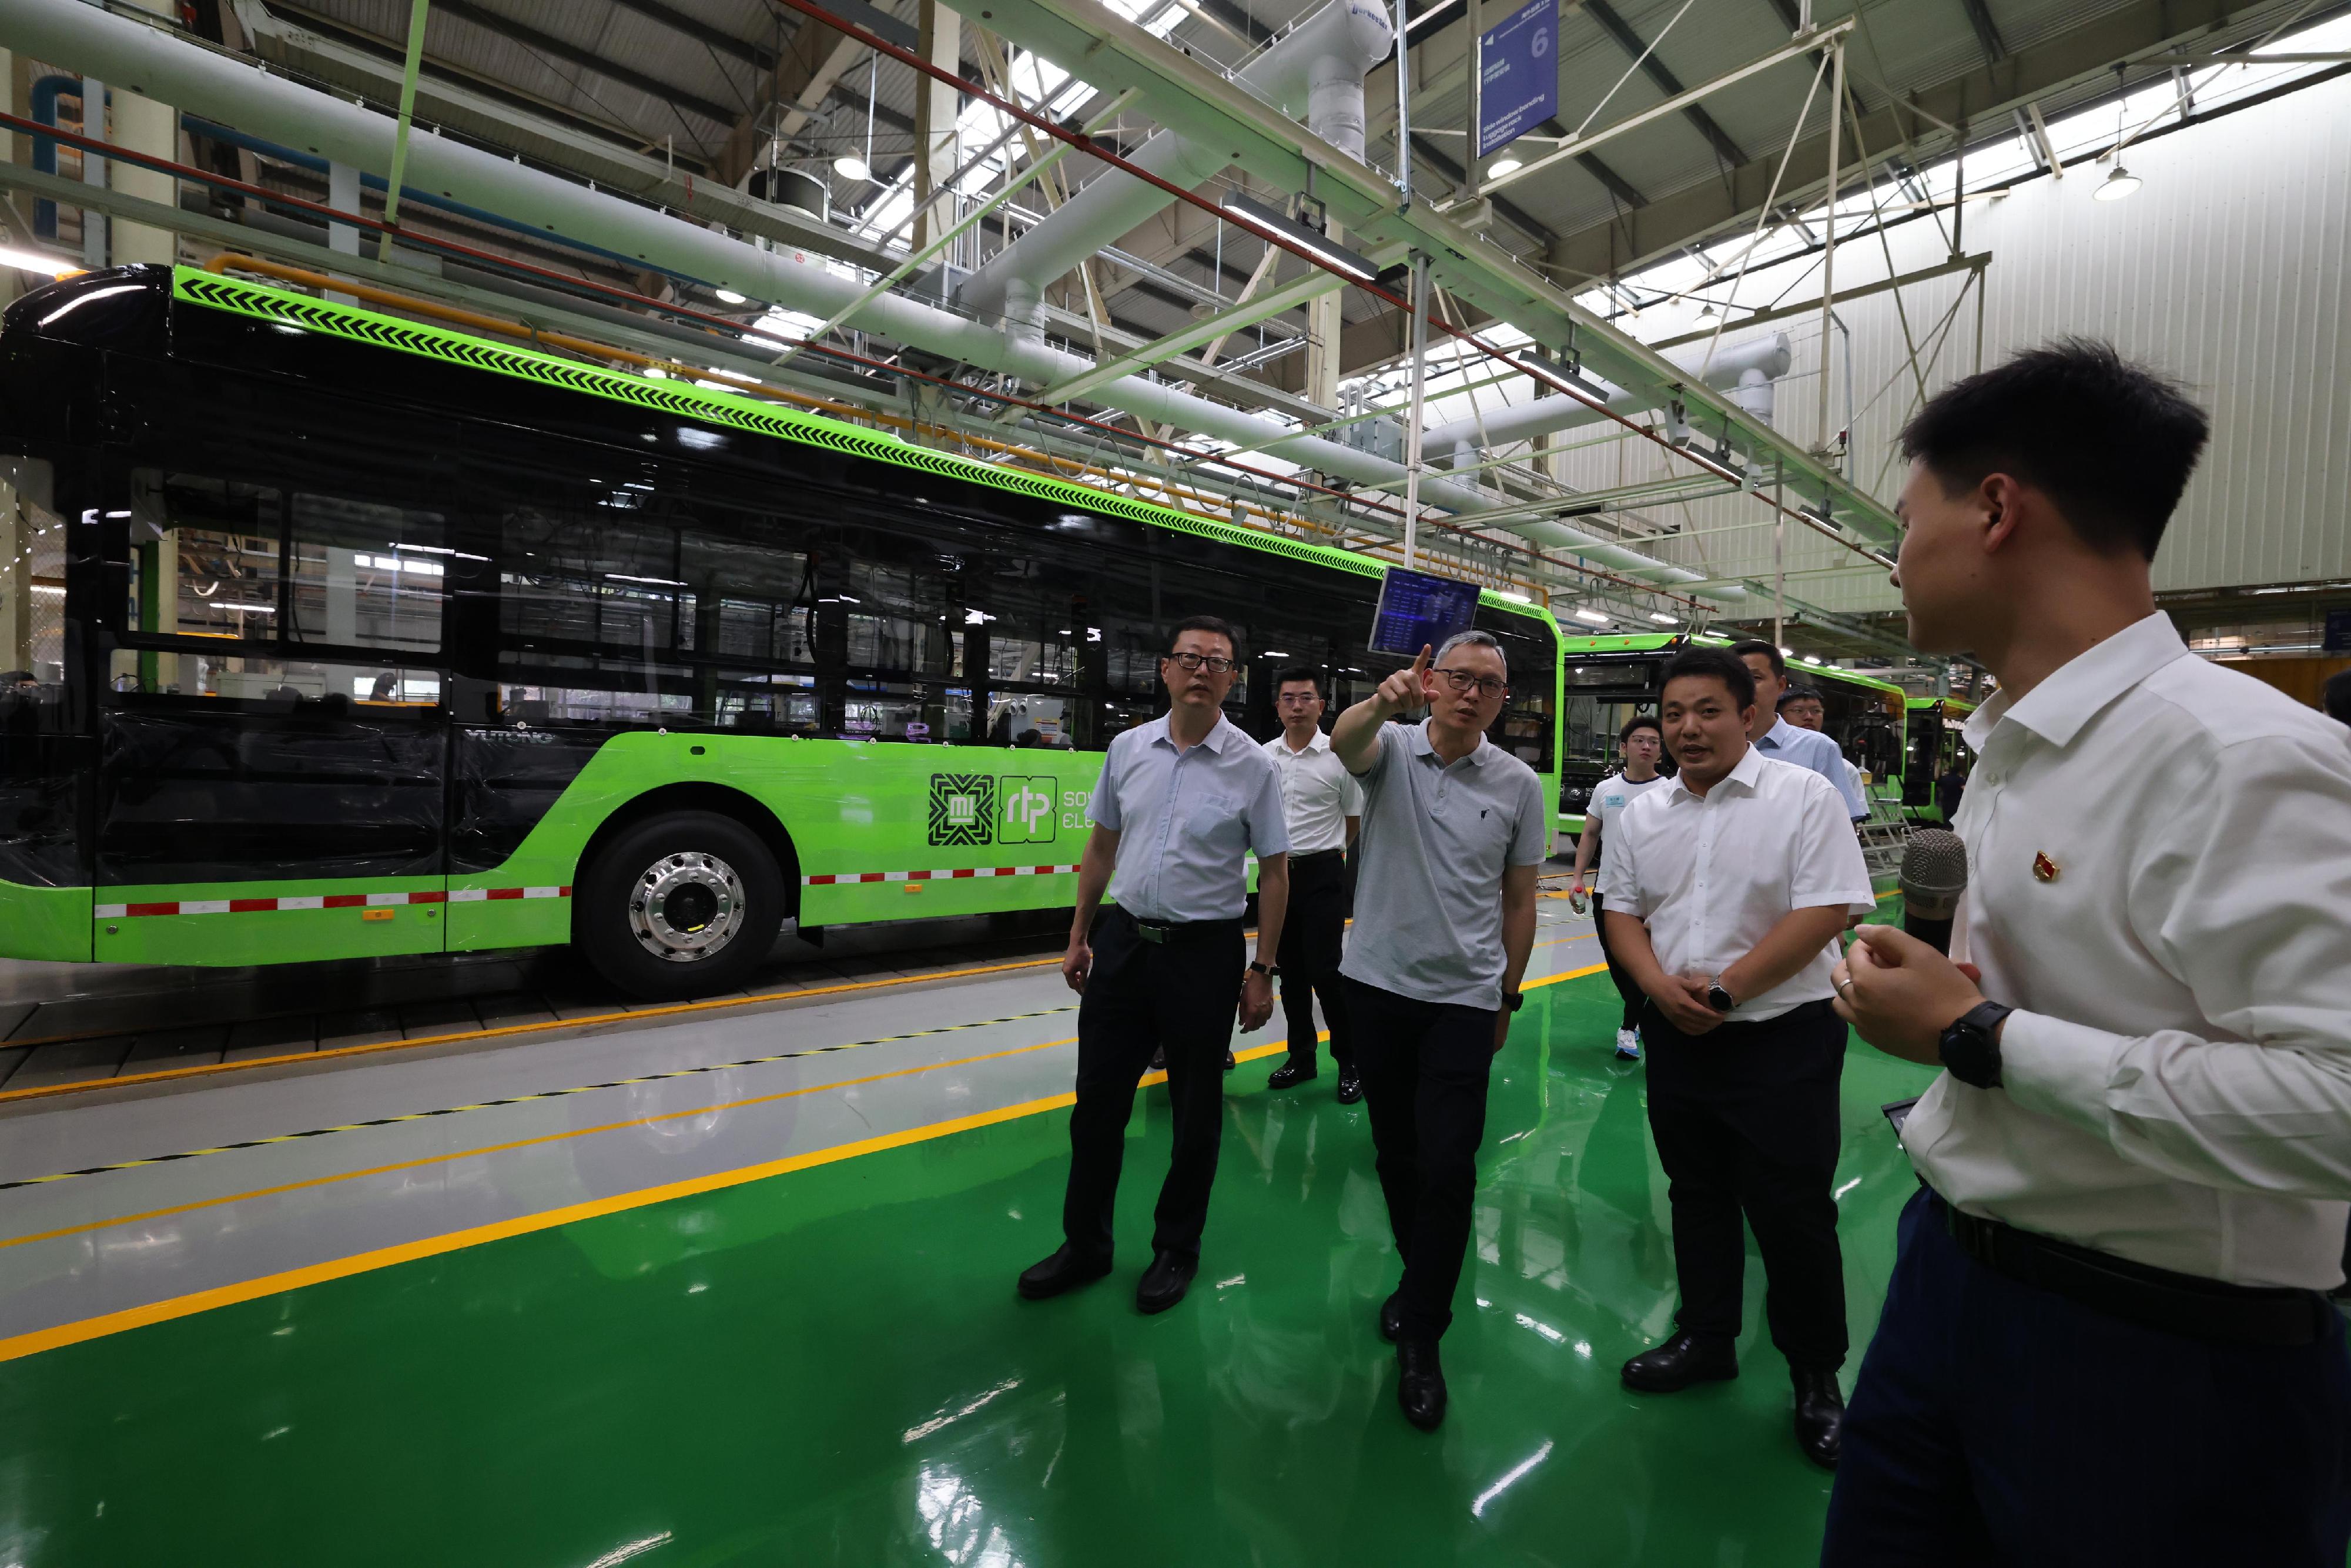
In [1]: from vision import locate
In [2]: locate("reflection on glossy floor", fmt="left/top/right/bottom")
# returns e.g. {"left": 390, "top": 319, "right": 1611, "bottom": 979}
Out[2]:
{"left": 1, "top": 971, "right": 1939, "bottom": 1567}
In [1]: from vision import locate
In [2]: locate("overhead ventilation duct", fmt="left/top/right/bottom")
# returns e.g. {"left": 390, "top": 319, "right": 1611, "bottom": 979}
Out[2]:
{"left": 747, "top": 167, "right": 829, "bottom": 226}
{"left": 957, "top": 0, "right": 1392, "bottom": 339}
{"left": 1422, "top": 333, "right": 1794, "bottom": 471}
{"left": 0, "top": 0, "right": 1738, "bottom": 599}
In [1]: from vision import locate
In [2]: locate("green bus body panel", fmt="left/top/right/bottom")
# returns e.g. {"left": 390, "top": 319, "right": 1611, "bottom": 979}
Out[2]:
{"left": 1558, "top": 633, "right": 1680, "bottom": 654}
{"left": 96, "top": 877, "right": 449, "bottom": 966}
{"left": 0, "top": 882, "right": 93, "bottom": 961}
{"left": 0, "top": 272, "right": 1568, "bottom": 969}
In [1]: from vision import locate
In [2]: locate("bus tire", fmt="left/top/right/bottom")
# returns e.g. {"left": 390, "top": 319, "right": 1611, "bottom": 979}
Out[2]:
{"left": 575, "top": 810, "right": 786, "bottom": 1001}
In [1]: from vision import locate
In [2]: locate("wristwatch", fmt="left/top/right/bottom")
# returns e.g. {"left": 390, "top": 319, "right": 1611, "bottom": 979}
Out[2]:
{"left": 1248, "top": 960, "right": 1280, "bottom": 979}
{"left": 1704, "top": 980, "right": 1737, "bottom": 1013}
{"left": 1939, "top": 1000, "right": 2014, "bottom": 1088}
{"left": 1503, "top": 990, "right": 1524, "bottom": 1013}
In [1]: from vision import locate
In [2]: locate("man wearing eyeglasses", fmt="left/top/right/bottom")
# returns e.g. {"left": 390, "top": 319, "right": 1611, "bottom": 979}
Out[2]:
{"left": 1261, "top": 666, "right": 1365, "bottom": 1101}
{"left": 1331, "top": 629, "right": 1550, "bottom": 1430}
{"left": 1019, "top": 615, "right": 1291, "bottom": 1316}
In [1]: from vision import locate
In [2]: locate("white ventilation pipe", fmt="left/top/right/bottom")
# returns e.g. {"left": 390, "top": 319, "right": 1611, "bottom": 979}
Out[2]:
{"left": 1424, "top": 333, "right": 1794, "bottom": 470}
{"left": 960, "top": 0, "right": 1391, "bottom": 335}
{"left": 0, "top": 0, "right": 1739, "bottom": 597}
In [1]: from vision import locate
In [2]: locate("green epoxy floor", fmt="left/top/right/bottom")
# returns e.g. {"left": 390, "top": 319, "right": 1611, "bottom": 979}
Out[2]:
{"left": 1, "top": 972, "right": 1941, "bottom": 1567}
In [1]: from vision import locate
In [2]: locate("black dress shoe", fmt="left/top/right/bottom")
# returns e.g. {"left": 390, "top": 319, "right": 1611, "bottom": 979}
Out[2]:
{"left": 1792, "top": 1369, "right": 1845, "bottom": 1470}
{"left": 1378, "top": 1291, "right": 1404, "bottom": 1343}
{"left": 1396, "top": 1338, "right": 1447, "bottom": 1430}
{"left": 1224, "top": 1049, "right": 1237, "bottom": 1071}
{"left": 1620, "top": 1329, "right": 1739, "bottom": 1392}
{"left": 1136, "top": 1249, "right": 1197, "bottom": 1314}
{"left": 1017, "top": 1244, "right": 1111, "bottom": 1301}
{"left": 1150, "top": 1046, "right": 1167, "bottom": 1071}
{"left": 1335, "top": 1066, "right": 1364, "bottom": 1104}
{"left": 1267, "top": 1060, "right": 1317, "bottom": 1090}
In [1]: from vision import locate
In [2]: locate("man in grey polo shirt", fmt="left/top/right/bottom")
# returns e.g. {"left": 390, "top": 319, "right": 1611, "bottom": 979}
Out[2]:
{"left": 1331, "top": 631, "right": 1550, "bottom": 1430}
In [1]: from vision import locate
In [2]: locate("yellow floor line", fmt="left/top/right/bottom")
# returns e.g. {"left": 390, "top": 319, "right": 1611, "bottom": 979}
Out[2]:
{"left": 0, "top": 961, "right": 1608, "bottom": 1362}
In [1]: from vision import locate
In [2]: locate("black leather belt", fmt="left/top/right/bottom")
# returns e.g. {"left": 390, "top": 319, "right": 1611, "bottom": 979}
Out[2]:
{"left": 1116, "top": 908, "right": 1243, "bottom": 945}
{"left": 1289, "top": 847, "right": 1345, "bottom": 863}
{"left": 1931, "top": 1193, "right": 2332, "bottom": 1348}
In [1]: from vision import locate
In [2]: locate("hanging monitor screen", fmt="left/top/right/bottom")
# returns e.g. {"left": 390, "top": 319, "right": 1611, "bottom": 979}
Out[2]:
{"left": 1368, "top": 567, "right": 1482, "bottom": 661}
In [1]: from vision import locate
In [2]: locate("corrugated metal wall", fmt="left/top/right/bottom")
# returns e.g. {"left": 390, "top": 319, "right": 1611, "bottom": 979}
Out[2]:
{"left": 1542, "top": 69, "right": 2351, "bottom": 615}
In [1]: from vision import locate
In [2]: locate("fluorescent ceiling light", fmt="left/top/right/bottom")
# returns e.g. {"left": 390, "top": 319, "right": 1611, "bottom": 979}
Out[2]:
{"left": 606, "top": 573, "right": 687, "bottom": 587}
{"left": 834, "top": 155, "right": 872, "bottom": 183}
{"left": 1649, "top": 612, "right": 1677, "bottom": 625}
{"left": 1779, "top": 646, "right": 1793, "bottom": 656}
{"left": 2094, "top": 165, "right": 2142, "bottom": 202}
{"left": 1487, "top": 156, "right": 1523, "bottom": 179}
{"left": 1220, "top": 194, "right": 1376, "bottom": 282}
{"left": 714, "top": 289, "right": 748, "bottom": 305}
{"left": 1803, "top": 655, "right": 1824, "bottom": 665}
{"left": 1496, "top": 591, "right": 1532, "bottom": 604}
{"left": 1572, "top": 608, "right": 1610, "bottom": 625}
{"left": 1406, "top": 0, "right": 1462, "bottom": 32}
{"left": 0, "top": 244, "right": 80, "bottom": 279}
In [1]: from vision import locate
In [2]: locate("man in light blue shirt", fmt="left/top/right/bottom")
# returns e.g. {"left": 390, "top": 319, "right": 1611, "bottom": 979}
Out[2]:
{"left": 1017, "top": 615, "right": 1290, "bottom": 1317}
{"left": 1733, "top": 640, "right": 1869, "bottom": 820}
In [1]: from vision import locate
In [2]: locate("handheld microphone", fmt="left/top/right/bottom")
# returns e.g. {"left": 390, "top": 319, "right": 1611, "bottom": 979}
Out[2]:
{"left": 1897, "top": 829, "right": 1968, "bottom": 955}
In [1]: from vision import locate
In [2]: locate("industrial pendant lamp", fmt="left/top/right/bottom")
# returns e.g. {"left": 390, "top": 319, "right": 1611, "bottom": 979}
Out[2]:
{"left": 2094, "top": 165, "right": 2141, "bottom": 202}
{"left": 835, "top": 55, "right": 876, "bottom": 183}
{"left": 2093, "top": 66, "right": 2141, "bottom": 203}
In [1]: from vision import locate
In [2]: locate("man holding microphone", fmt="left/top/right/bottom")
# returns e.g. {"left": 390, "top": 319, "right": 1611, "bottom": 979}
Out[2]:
{"left": 1824, "top": 341, "right": 2351, "bottom": 1563}
{"left": 1331, "top": 632, "right": 1549, "bottom": 1431}
{"left": 1017, "top": 615, "right": 1291, "bottom": 1316}
{"left": 1602, "top": 646, "right": 1876, "bottom": 1469}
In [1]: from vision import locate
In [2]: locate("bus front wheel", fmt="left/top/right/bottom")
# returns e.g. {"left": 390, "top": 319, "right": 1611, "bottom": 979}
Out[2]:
{"left": 577, "top": 810, "right": 786, "bottom": 1000}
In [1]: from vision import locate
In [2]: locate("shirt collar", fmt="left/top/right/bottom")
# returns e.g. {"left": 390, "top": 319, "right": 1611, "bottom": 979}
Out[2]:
{"left": 1964, "top": 612, "right": 2188, "bottom": 752}
{"left": 1271, "top": 728, "right": 1331, "bottom": 755}
{"left": 1756, "top": 716, "right": 1802, "bottom": 751}
{"left": 1666, "top": 740, "right": 1766, "bottom": 802}
{"left": 1406, "top": 718, "right": 1489, "bottom": 768}
{"left": 1147, "top": 711, "right": 1234, "bottom": 754}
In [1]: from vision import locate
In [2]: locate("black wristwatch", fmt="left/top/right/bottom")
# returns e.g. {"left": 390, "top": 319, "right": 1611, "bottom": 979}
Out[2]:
{"left": 1940, "top": 1000, "right": 2014, "bottom": 1088}
{"left": 1503, "top": 990, "right": 1524, "bottom": 1013}
{"left": 1248, "top": 960, "right": 1279, "bottom": 979}
{"left": 1705, "top": 980, "right": 1737, "bottom": 1013}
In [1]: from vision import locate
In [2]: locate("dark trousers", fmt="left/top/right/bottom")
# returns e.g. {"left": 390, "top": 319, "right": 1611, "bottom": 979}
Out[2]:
{"left": 1643, "top": 997, "right": 1848, "bottom": 1372}
{"left": 1281, "top": 849, "right": 1353, "bottom": 1070}
{"left": 1061, "top": 908, "right": 1244, "bottom": 1264}
{"left": 1589, "top": 893, "right": 1645, "bottom": 1032}
{"left": 1348, "top": 976, "right": 1498, "bottom": 1341}
{"left": 1824, "top": 1188, "right": 2351, "bottom": 1566}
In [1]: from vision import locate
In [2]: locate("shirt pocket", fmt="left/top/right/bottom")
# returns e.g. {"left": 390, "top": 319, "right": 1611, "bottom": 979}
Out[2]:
{"left": 1185, "top": 790, "right": 1244, "bottom": 849}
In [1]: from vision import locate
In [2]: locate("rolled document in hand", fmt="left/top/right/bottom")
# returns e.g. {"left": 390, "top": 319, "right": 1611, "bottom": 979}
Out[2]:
{"left": 1898, "top": 828, "right": 1968, "bottom": 954}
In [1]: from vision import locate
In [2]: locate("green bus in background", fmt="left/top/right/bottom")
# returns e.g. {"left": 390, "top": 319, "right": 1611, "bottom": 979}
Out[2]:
{"left": 0, "top": 265, "right": 1563, "bottom": 999}
{"left": 1552, "top": 632, "right": 1967, "bottom": 832}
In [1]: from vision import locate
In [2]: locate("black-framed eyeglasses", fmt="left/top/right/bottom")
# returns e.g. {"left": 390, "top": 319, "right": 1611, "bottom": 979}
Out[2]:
{"left": 1166, "top": 652, "right": 1237, "bottom": 674}
{"left": 1433, "top": 667, "right": 1507, "bottom": 698}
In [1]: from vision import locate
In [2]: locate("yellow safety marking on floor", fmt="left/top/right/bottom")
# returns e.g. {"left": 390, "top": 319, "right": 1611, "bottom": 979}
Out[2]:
{"left": 0, "top": 963, "right": 1610, "bottom": 1361}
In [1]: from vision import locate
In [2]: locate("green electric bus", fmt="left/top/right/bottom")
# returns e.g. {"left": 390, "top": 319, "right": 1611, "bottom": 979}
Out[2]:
{"left": 1552, "top": 632, "right": 1970, "bottom": 832}
{"left": 0, "top": 264, "right": 1563, "bottom": 997}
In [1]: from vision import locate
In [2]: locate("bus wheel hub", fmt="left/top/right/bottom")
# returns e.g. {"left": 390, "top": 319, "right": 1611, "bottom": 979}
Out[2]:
{"left": 629, "top": 852, "right": 744, "bottom": 961}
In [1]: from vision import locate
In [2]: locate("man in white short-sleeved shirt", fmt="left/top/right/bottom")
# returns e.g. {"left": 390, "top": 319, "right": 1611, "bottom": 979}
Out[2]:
{"left": 1602, "top": 646, "right": 1874, "bottom": 1472}
{"left": 1261, "top": 666, "right": 1365, "bottom": 1100}
{"left": 1823, "top": 341, "right": 2351, "bottom": 1564}
{"left": 1331, "top": 630, "right": 1550, "bottom": 1433}
{"left": 1571, "top": 712, "right": 1669, "bottom": 1059}
{"left": 1017, "top": 616, "right": 1290, "bottom": 1318}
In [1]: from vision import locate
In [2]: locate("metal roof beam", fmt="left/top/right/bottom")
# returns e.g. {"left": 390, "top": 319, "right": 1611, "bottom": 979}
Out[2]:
{"left": 1582, "top": 0, "right": 1750, "bottom": 167}
{"left": 430, "top": 0, "right": 744, "bottom": 129}
{"left": 608, "top": 0, "right": 776, "bottom": 71}
{"left": 1539, "top": 0, "right": 2282, "bottom": 286}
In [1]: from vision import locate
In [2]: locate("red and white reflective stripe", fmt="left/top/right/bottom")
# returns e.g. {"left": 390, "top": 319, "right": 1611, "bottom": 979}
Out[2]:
{"left": 94, "top": 887, "right": 569, "bottom": 918}
{"left": 802, "top": 865, "right": 1080, "bottom": 886}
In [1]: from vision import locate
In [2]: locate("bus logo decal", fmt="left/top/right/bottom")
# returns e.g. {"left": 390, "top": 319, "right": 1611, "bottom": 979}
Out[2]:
{"left": 1000, "top": 777, "right": 1056, "bottom": 845}
{"left": 927, "top": 775, "right": 996, "bottom": 847}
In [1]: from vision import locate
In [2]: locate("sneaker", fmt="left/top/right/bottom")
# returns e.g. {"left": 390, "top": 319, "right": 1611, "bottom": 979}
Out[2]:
{"left": 1615, "top": 1028, "right": 1642, "bottom": 1061}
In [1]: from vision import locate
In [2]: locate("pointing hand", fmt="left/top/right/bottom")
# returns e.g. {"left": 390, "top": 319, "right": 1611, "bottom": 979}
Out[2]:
{"left": 1374, "top": 645, "right": 1432, "bottom": 719}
